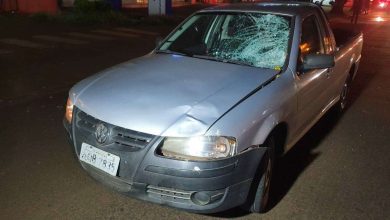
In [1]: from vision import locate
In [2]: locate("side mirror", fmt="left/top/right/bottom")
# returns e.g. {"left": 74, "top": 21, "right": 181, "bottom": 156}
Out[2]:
{"left": 301, "top": 54, "right": 335, "bottom": 72}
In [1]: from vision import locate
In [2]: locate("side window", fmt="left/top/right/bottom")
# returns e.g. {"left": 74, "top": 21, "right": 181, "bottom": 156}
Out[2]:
{"left": 300, "top": 15, "right": 324, "bottom": 58}
{"left": 315, "top": 8, "right": 336, "bottom": 54}
{"left": 317, "top": 16, "right": 335, "bottom": 54}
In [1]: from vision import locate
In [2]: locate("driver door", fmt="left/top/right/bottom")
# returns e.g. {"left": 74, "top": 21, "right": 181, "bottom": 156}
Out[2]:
{"left": 295, "top": 15, "right": 332, "bottom": 133}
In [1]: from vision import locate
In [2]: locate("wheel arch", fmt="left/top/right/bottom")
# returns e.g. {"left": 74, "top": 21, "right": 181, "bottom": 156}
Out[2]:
{"left": 253, "top": 114, "right": 289, "bottom": 157}
{"left": 349, "top": 63, "right": 357, "bottom": 81}
{"left": 269, "top": 122, "right": 288, "bottom": 157}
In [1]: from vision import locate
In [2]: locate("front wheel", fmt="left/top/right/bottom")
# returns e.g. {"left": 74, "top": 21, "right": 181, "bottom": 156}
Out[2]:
{"left": 242, "top": 136, "right": 275, "bottom": 213}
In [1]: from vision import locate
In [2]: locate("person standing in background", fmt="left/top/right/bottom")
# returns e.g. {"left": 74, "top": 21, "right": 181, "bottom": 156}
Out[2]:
{"left": 363, "top": 0, "right": 370, "bottom": 14}
{"left": 351, "top": 0, "right": 362, "bottom": 24}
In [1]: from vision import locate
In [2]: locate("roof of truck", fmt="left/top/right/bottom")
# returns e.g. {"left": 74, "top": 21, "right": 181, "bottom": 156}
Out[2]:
{"left": 200, "top": 1, "right": 321, "bottom": 17}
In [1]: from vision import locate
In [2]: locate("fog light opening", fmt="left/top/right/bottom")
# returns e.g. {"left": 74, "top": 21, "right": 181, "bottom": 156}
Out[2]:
{"left": 191, "top": 190, "right": 225, "bottom": 206}
{"left": 191, "top": 192, "right": 211, "bottom": 206}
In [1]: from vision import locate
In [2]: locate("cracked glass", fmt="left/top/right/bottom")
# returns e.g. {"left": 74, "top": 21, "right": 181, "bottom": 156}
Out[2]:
{"left": 159, "top": 12, "right": 292, "bottom": 70}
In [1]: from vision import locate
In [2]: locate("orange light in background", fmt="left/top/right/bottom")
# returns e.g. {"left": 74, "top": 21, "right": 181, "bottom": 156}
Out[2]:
{"left": 375, "top": 16, "right": 385, "bottom": 22}
{"left": 300, "top": 43, "right": 311, "bottom": 53}
{"left": 323, "top": 37, "right": 333, "bottom": 52}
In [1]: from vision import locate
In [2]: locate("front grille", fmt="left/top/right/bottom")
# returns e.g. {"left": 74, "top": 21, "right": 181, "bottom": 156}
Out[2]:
{"left": 147, "top": 185, "right": 193, "bottom": 202}
{"left": 75, "top": 109, "right": 156, "bottom": 151}
{"left": 112, "top": 126, "right": 154, "bottom": 149}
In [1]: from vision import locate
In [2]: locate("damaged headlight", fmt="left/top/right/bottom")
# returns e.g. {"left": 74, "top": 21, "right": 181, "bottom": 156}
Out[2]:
{"left": 159, "top": 136, "right": 237, "bottom": 161}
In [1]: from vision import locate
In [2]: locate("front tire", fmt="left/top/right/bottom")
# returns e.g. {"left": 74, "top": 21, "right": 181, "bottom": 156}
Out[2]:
{"left": 243, "top": 135, "right": 275, "bottom": 213}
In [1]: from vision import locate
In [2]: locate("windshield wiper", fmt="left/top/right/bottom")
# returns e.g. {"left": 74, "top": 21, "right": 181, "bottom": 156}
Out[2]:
{"left": 193, "top": 55, "right": 253, "bottom": 67}
{"left": 223, "top": 59, "right": 253, "bottom": 67}
{"left": 155, "top": 49, "right": 192, "bottom": 57}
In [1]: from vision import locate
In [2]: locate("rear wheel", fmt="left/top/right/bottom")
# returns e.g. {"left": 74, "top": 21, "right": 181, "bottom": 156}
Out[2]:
{"left": 243, "top": 135, "right": 275, "bottom": 213}
{"left": 337, "top": 75, "right": 352, "bottom": 113}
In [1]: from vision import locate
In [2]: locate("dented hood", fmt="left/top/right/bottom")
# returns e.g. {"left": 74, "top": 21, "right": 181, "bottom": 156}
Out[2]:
{"left": 70, "top": 54, "right": 277, "bottom": 136}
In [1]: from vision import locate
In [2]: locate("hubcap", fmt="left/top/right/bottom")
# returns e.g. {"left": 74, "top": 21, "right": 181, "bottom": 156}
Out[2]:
{"left": 340, "top": 82, "right": 349, "bottom": 110}
{"left": 261, "top": 156, "right": 272, "bottom": 208}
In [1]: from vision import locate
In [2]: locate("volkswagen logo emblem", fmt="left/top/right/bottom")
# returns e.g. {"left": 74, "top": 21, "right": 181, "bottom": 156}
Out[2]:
{"left": 95, "top": 123, "right": 110, "bottom": 144}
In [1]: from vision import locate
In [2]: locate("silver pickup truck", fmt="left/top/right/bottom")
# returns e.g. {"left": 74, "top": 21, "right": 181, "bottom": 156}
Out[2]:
{"left": 63, "top": 2, "right": 363, "bottom": 214}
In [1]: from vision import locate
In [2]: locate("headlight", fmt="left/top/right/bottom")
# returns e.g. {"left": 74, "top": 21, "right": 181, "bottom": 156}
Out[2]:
{"left": 65, "top": 97, "right": 74, "bottom": 123}
{"left": 160, "top": 136, "right": 237, "bottom": 161}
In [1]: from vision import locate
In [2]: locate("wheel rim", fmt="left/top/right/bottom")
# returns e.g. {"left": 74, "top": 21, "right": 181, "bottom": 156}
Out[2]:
{"left": 340, "top": 81, "right": 349, "bottom": 110}
{"left": 261, "top": 156, "right": 272, "bottom": 208}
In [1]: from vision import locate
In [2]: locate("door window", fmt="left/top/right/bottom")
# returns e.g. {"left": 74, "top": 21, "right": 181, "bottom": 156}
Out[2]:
{"left": 300, "top": 15, "right": 324, "bottom": 57}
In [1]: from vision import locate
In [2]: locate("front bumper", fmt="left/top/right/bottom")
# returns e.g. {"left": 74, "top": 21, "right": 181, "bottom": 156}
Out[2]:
{"left": 64, "top": 109, "right": 267, "bottom": 213}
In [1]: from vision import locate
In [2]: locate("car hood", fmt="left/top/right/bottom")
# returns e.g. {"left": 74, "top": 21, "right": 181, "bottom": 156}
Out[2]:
{"left": 70, "top": 53, "right": 278, "bottom": 137}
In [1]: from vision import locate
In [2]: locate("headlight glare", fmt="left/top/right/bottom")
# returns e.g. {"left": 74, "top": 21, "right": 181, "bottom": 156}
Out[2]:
{"left": 160, "top": 136, "right": 236, "bottom": 161}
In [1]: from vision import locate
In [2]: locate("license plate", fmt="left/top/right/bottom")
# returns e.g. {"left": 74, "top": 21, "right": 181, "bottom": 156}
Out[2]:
{"left": 79, "top": 143, "right": 120, "bottom": 176}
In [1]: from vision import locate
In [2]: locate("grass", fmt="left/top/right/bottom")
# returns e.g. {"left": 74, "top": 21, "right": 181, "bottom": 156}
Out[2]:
{"left": 26, "top": 10, "right": 182, "bottom": 26}
{"left": 1, "top": 0, "right": 194, "bottom": 27}
{"left": 29, "top": 11, "right": 137, "bottom": 25}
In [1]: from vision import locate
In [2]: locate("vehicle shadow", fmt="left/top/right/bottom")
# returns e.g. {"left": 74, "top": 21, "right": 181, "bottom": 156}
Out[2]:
{"left": 267, "top": 110, "right": 339, "bottom": 210}
{"left": 207, "top": 108, "right": 342, "bottom": 218}
{"left": 348, "top": 54, "right": 376, "bottom": 107}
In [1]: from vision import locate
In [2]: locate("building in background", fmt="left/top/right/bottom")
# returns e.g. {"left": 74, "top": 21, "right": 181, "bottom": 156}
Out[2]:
{"left": 62, "top": 0, "right": 223, "bottom": 8}
{"left": 1, "top": 0, "right": 222, "bottom": 15}
{"left": 1, "top": 0, "right": 58, "bottom": 14}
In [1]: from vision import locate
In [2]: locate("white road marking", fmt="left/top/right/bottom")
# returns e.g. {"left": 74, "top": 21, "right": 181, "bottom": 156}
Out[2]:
{"left": 67, "top": 32, "right": 114, "bottom": 40}
{"left": 0, "top": 38, "right": 47, "bottom": 49}
{"left": 114, "top": 27, "right": 159, "bottom": 36}
{"left": 33, "top": 35, "right": 87, "bottom": 45}
{"left": 91, "top": 30, "right": 138, "bottom": 38}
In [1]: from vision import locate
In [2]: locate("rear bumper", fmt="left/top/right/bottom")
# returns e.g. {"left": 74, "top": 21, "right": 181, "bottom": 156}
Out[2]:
{"left": 64, "top": 114, "right": 266, "bottom": 213}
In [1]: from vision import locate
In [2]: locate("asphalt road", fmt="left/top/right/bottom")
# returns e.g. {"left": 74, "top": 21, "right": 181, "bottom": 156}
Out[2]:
{"left": 1, "top": 9, "right": 389, "bottom": 220}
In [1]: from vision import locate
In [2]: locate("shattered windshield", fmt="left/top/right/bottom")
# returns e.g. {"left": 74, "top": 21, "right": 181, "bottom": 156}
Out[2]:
{"left": 158, "top": 12, "right": 292, "bottom": 69}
